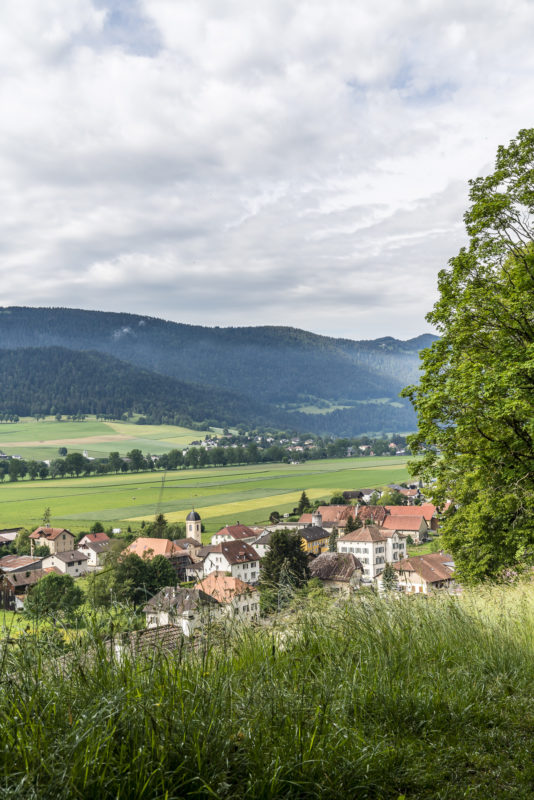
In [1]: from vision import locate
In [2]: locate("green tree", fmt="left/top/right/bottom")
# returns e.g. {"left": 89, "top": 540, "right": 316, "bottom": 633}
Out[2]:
{"left": 377, "top": 489, "right": 406, "bottom": 506}
{"left": 296, "top": 491, "right": 311, "bottom": 515}
{"left": 380, "top": 562, "right": 398, "bottom": 592}
{"left": 404, "top": 128, "right": 534, "bottom": 583}
{"left": 328, "top": 527, "right": 338, "bottom": 552}
{"left": 25, "top": 573, "right": 83, "bottom": 618}
{"left": 344, "top": 513, "right": 362, "bottom": 533}
{"left": 127, "top": 449, "right": 145, "bottom": 472}
{"left": 259, "top": 529, "right": 310, "bottom": 612}
{"left": 148, "top": 555, "right": 177, "bottom": 592}
{"left": 108, "top": 452, "right": 123, "bottom": 473}
{"left": 15, "top": 528, "right": 31, "bottom": 555}
{"left": 42, "top": 507, "right": 51, "bottom": 527}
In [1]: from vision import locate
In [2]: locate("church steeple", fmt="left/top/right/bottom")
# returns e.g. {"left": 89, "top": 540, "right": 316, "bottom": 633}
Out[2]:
{"left": 186, "top": 509, "right": 201, "bottom": 541}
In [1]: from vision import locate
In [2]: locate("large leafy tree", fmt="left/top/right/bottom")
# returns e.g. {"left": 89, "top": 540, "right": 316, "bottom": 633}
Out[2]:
{"left": 25, "top": 573, "right": 84, "bottom": 618}
{"left": 404, "top": 128, "right": 534, "bottom": 583}
{"left": 259, "top": 529, "right": 310, "bottom": 611}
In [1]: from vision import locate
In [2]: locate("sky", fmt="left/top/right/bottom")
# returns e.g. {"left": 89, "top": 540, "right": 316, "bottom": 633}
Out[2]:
{"left": 0, "top": 0, "right": 533, "bottom": 340}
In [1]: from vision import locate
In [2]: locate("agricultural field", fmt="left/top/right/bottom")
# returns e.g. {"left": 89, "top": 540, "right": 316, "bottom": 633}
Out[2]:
{"left": 0, "top": 416, "right": 211, "bottom": 461}
{"left": 0, "top": 455, "right": 410, "bottom": 538}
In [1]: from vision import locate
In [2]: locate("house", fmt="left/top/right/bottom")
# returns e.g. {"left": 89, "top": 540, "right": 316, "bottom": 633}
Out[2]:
{"left": 381, "top": 514, "right": 429, "bottom": 544}
{"left": 172, "top": 538, "right": 203, "bottom": 560}
{"left": 211, "top": 524, "right": 259, "bottom": 546}
{"left": 143, "top": 587, "right": 221, "bottom": 634}
{"left": 0, "top": 554, "right": 43, "bottom": 574}
{"left": 252, "top": 530, "right": 274, "bottom": 558}
{"left": 379, "top": 530, "right": 408, "bottom": 563}
{"left": 299, "top": 525, "right": 330, "bottom": 555}
{"left": 29, "top": 527, "right": 75, "bottom": 555}
{"left": 123, "top": 537, "right": 192, "bottom": 579}
{"left": 298, "top": 506, "right": 356, "bottom": 531}
{"left": 4, "top": 567, "right": 61, "bottom": 609}
{"left": 123, "top": 537, "right": 185, "bottom": 559}
{"left": 385, "top": 503, "right": 439, "bottom": 531}
{"left": 359, "top": 489, "right": 382, "bottom": 503}
{"left": 203, "top": 541, "right": 260, "bottom": 583}
{"left": 394, "top": 552, "right": 456, "bottom": 594}
{"left": 357, "top": 505, "right": 389, "bottom": 526}
{"left": 337, "top": 526, "right": 389, "bottom": 580}
{"left": 78, "top": 541, "right": 109, "bottom": 571}
{"left": 43, "top": 550, "right": 89, "bottom": 577}
{"left": 78, "top": 532, "right": 110, "bottom": 547}
{"left": 195, "top": 571, "right": 260, "bottom": 621}
{"left": 309, "top": 552, "right": 362, "bottom": 592}
{"left": 342, "top": 490, "right": 364, "bottom": 502}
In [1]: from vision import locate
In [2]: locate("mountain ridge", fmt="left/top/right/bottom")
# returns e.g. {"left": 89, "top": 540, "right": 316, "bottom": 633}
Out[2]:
{"left": 0, "top": 307, "right": 436, "bottom": 434}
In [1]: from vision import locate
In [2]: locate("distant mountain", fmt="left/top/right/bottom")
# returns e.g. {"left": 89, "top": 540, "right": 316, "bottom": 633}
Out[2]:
{"left": 0, "top": 307, "right": 438, "bottom": 434}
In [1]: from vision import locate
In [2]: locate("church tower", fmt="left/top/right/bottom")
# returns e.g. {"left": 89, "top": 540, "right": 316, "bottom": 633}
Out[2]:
{"left": 186, "top": 510, "right": 202, "bottom": 542}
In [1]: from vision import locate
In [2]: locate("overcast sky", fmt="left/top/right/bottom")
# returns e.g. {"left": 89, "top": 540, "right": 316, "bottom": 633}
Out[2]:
{"left": 0, "top": 0, "right": 532, "bottom": 340}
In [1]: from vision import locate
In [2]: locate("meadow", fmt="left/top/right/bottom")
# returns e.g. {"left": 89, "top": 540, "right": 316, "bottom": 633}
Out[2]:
{"left": 0, "top": 456, "right": 409, "bottom": 536}
{"left": 0, "top": 416, "right": 411, "bottom": 535}
{"left": 0, "top": 416, "right": 212, "bottom": 460}
{"left": 2, "top": 585, "right": 534, "bottom": 799}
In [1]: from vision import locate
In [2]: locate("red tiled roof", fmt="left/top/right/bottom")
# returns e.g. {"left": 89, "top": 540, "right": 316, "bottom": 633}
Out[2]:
{"left": 208, "top": 541, "right": 259, "bottom": 565}
{"left": 29, "top": 527, "right": 73, "bottom": 541}
{"left": 215, "top": 524, "right": 257, "bottom": 540}
{"left": 82, "top": 532, "right": 110, "bottom": 544}
{"left": 385, "top": 504, "right": 437, "bottom": 521}
{"left": 338, "top": 525, "right": 387, "bottom": 543}
{"left": 394, "top": 552, "right": 454, "bottom": 583}
{"left": 382, "top": 515, "right": 426, "bottom": 532}
{"left": 196, "top": 571, "right": 257, "bottom": 603}
{"left": 299, "top": 506, "right": 356, "bottom": 525}
{"left": 357, "top": 506, "right": 389, "bottom": 525}
{"left": 123, "top": 538, "right": 186, "bottom": 559}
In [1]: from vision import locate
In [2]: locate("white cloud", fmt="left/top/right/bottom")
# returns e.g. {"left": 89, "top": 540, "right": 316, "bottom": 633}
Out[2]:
{"left": 0, "top": 0, "right": 532, "bottom": 338}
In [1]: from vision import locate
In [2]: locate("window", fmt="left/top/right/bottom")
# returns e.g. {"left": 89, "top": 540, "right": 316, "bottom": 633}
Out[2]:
{"left": 251, "top": 572, "right": 256, "bottom": 580}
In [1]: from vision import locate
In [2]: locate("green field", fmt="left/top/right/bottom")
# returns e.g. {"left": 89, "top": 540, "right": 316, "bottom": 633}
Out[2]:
{"left": 0, "top": 416, "right": 211, "bottom": 460}
{"left": 0, "top": 456, "right": 410, "bottom": 536}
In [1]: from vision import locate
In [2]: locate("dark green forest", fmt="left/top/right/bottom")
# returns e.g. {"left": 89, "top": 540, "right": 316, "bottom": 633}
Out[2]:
{"left": 0, "top": 308, "right": 431, "bottom": 434}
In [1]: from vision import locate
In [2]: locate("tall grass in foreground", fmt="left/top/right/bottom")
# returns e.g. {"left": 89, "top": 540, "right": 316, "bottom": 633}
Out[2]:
{"left": 2, "top": 586, "right": 534, "bottom": 799}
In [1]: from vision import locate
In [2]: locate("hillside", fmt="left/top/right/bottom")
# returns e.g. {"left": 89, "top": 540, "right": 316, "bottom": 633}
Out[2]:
{"left": 0, "top": 307, "right": 435, "bottom": 433}
{"left": 0, "top": 347, "right": 267, "bottom": 428}
{"left": 1, "top": 587, "right": 533, "bottom": 799}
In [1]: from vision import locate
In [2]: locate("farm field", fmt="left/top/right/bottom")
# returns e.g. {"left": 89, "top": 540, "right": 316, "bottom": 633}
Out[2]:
{"left": 0, "top": 416, "right": 211, "bottom": 460}
{"left": 0, "top": 456, "right": 410, "bottom": 537}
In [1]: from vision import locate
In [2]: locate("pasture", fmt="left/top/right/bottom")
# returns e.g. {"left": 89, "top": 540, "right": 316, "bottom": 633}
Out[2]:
{"left": 0, "top": 456, "right": 410, "bottom": 537}
{"left": 0, "top": 416, "right": 211, "bottom": 461}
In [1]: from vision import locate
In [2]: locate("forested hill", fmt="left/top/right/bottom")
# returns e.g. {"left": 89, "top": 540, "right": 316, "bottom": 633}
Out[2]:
{"left": 0, "top": 307, "right": 435, "bottom": 434}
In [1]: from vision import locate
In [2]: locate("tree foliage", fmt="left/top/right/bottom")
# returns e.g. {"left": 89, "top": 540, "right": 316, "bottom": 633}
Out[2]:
{"left": 404, "top": 128, "right": 534, "bottom": 583}
{"left": 259, "top": 529, "right": 310, "bottom": 611}
{"left": 25, "top": 573, "right": 84, "bottom": 618}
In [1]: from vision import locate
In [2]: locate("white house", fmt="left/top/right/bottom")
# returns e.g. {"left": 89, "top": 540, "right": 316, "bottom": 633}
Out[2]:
{"left": 43, "top": 550, "right": 89, "bottom": 577}
{"left": 252, "top": 530, "right": 273, "bottom": 558}
{"left": 203, "top": 541, "right": 260, "bottom": 584}
{"left": 78, "top": 540, "right": 109, "bottom": 571}
{"left": 211, "top": 524, "right": 260, "bottom": 546}
{"left": 337, "top": 526, "right": 389, "bottom": 580}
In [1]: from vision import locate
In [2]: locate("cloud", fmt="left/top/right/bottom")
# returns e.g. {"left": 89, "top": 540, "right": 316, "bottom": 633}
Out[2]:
{"left": 0, "top": 0, "right": 533, "bottom": 338}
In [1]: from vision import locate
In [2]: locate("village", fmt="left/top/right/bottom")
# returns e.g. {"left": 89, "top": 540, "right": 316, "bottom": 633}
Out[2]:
{"left": 0, "top": 483, "right": 456, "bottom": 640}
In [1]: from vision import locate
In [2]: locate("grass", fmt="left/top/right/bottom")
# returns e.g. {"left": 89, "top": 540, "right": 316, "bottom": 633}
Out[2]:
{"left": 2, "top": 584, "right": 534, "bottom": 798}
{"left": 0, "top": 457, "right": 410, "bottom": 534}
{"left": 0, "top": 416, "right": 211, "bottom": 459}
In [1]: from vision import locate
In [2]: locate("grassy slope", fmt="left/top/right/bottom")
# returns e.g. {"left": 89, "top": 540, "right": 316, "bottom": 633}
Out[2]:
{"left": 2, "top": 586, "right": 534, "bottom": 799}
{"left": 0, "top": 456, "right": 409, "bottom": 534}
